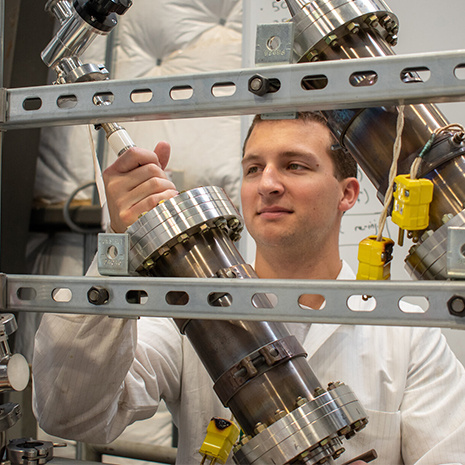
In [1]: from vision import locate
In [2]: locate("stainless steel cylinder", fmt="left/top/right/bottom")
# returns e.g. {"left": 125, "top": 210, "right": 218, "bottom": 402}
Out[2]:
{"left": 41, "top": 11, "right": 107, "bottom": 68}
{"left": 285, "top": 0, "right": 465, "bottom": 279}
{"left": 125, "top": 186, "right": 367, "bottom": 464}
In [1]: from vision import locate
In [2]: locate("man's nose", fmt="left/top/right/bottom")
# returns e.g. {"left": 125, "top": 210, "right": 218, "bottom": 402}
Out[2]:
{"left": 258, "top": 166, "right": 284, "bottom": 195}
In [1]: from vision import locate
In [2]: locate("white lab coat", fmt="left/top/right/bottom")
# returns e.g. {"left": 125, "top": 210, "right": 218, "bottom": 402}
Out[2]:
{"left": 32, "top": 261, "right": 465, "bottom": 464}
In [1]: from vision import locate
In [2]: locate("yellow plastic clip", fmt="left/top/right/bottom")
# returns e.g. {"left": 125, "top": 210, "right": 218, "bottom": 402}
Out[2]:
{"left": 199, "top": 417, "right": 240, "bottom": 465}
{"left": 357, "top": 236, "right": 395, "bottom": 280}
{"left": 391, "top": 174, "right": 434, "bottom": 245}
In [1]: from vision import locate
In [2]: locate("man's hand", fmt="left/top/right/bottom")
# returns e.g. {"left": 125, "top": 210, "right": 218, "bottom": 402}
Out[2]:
{"left": 103, "top": 141, "right": 178, "bottom": 233}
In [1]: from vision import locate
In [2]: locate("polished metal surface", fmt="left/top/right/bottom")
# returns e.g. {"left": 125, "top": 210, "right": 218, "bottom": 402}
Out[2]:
{"left": 41, "top": 12, "right": 105, "bottom": 69}
{"left": 283, "top": 0, "right": 465, "bottom": 281}
{"left": 127, "top": 186, "right": 243, "bottom": 273}
{"left": 233, "top": 384, "right": 367, "bottom": 465}
{"left": 288, "top": 0, "right": 396, "bottom": 62}
{"left": 118, "top": 186, "right": 367, "bottom": 463}
{"left": 406, "top": 210, "right": 465, "bottom": 280}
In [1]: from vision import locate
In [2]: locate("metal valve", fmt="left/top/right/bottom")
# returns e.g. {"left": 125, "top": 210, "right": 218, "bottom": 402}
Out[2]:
{"left": 0, "top": 314, "right": 30, "bottom": 393}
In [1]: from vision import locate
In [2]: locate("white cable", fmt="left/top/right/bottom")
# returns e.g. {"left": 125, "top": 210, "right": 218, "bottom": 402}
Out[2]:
{"left": 376, "top": 105, "right": 405, "bottom": 242}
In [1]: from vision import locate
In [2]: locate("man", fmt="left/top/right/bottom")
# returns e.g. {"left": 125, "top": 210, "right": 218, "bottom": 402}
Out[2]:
{"left": 32, "top": 113, "right": 465, "bottom": 465}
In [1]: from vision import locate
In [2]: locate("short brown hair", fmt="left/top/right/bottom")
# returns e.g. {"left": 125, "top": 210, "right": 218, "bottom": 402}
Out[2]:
{"left": 242, "top": 112, "right": 357, "bottom": 180}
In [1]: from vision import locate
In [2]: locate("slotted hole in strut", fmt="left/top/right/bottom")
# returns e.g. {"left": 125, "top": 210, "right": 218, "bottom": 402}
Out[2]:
{"left": 347, "top": 295, "right": 376, "bottom": 312}
{"left": 349, "top": 71, "right": 378, "bottom": 87}
{"left": 57, "top": 94, "right": 77, "bottom": 109}
{"left": 401, "top": 67, "right": 431, "bottom": 83}
{"left": 251, "top": 293, "right": 277, "bottom": 309}
{"left": 52, "top": 288, "right": 72, "bottom": 303}
{"left": 298, "top": 294, "right": 326, "bottom": 310}
{"left": 130, "top": 89, "right": 153, "bottom": 103}
{"left": 211, "top": 82, "right": 236, "bottom": 97}
{"left": 301, "top": 75, "right": 328, "bottom": 90}
{"left": 93, "top": 92, "right": 114, "bottom": 105}
{"left": 399, "top": 296, "right": 429, "bottom": 313}
{"left": 126, "top": 290, "right": 148, "bottom": 304}
{"left": 23, "top": 97, "right": 42, "bottom": 111}
{"left": 166, "top": 291, "right": 189, "bottom": 306}
{"left": 170, "top": 86, "right": 193, "bottom": 100}
{"left": 454, "top": 64, "right": 465, "bottom": 80}
{"left": 17, "top": 287, "right": 36, "bottom": 301}
{"left": 208, "top": 292, "right": 232, "bottom": 307}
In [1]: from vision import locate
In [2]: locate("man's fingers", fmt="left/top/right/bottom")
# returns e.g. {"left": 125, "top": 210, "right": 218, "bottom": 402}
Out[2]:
{"left": 113, "top": 144, "right": 171, "bottom": 173}
{"left": 154, "top": 141, "right": 171, "bottom": 170}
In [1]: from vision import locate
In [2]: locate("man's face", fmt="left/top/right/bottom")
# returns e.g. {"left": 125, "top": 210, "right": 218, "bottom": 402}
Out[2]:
{"left": 241, "top": 119, "right": 350, "bottom": 252}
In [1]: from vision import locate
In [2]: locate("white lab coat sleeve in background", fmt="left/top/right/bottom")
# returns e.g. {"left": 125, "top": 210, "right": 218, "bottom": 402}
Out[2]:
{"left": 400, "top": 327, "right": 465, "bottom": 465}
{"left": 32, "top": 255, "right": 184, "bottom": 444}
{"left": 32, "top": 313, "right": 183, "bottom": 444}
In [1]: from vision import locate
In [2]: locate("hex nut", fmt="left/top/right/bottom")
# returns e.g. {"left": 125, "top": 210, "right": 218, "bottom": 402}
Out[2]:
{"left": 448, "top": 295, "right": 465, "bottom": 316}
{"left": 87, "top": 286, "right": 109, "bottom": 305}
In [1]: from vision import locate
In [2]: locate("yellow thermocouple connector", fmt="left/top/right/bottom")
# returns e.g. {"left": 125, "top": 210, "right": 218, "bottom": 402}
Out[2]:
{"left": 199, "top": 417, "right": 240, "bottom": 464}
{"left": 357, "top": 236, "right": 395, "bottom": 280}
{"left": 392, "top": 174, "right": 433, "bottom": 245}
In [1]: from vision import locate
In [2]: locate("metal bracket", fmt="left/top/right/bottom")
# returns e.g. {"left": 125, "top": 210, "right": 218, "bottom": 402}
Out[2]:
{"left": 447, "top": 226, "right": 465, "bottom": 278}
{"left": 4, "top": 273, "right": 465, "bottom": 329}
{"left": 2, "top": 50, "right": 465, "bottom": 130}
{"left": 97, "top": 233, "right": 129, "bottom": 276}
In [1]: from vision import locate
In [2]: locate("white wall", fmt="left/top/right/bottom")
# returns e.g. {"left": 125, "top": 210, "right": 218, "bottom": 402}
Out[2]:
{"left": 240, "top": 0, "right": 465, "bottom": 363}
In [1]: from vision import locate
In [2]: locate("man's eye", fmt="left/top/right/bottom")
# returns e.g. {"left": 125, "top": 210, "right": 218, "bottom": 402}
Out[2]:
{"left": 288, "top": 163, "right": 303, "bottom": 170}
{"left": 246, "top": 166, "right": 258, "bottom": 175}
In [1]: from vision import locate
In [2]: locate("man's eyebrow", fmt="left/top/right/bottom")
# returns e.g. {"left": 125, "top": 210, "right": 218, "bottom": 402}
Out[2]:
{"left": 241, "top": 153, "right": 260, "bottom": 165}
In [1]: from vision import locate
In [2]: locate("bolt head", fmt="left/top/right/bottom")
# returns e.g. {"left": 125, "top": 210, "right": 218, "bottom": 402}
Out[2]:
{"left": 448, "top": 295, "right": 465, "bottom": 316}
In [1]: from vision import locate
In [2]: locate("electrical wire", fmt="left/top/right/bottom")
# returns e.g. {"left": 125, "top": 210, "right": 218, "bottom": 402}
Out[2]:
{"left": 62, "top": 181, "right": 102, "bottom": 234}
{"left": 410, "top": 123, "right": 465, "bottom": 179}
{"left": 376, "top": 105, "right": 405, "bottom": 241}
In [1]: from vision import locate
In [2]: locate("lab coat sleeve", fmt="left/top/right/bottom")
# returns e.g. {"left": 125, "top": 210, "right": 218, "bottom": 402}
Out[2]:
{"left": 33, "top": 312, "right": 183, "bottom": 443}
{"left": 400, "top": 327, "right": 465, "bottom": 465}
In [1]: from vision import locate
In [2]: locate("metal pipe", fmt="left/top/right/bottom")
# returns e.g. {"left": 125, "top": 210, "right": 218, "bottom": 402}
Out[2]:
{"left": 285, "top": 0, "right": 465, "bottom": 279}
{"left": 122, "top": 186, "right": 368, "bottom": 464}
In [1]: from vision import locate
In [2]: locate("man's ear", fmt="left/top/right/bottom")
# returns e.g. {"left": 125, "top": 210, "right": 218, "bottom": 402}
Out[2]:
{"left": 339, "top": 177, "right": 360, "bottom": 213}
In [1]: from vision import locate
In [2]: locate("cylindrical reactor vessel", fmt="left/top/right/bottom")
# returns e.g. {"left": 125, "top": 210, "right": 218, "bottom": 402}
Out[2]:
{"left": 285, "top": 0, "right": 465, "bottom": 280}
{"left": 125, "top": 186, "right": 367, "bottom": 464}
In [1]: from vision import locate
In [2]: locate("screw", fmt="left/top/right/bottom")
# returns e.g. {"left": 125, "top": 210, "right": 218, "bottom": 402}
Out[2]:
{"left": 380, "top": 14, "right": 394, "bottom": 30}
{"left": 338, "top": 426, "right": 351, "bottom": 436}
{"left": 295, "top": 396, "right": 307, "bottom": 407}
{"left": 275, "top": 409, "right": 286, "bottom": 420}
{"left": 254, "top": 422, "right": 266, "bottom": 434}
{"left": 332, "top": 448, "right": 345, "bottom": 459}
{"left": 87, "top": 286, "right": 109, "bottom": 306}
{"left": 314, "top": 387, "right": 326, "bottom": 397}
{"left": 325, "top": 34, "right": 338, "bottom": 47}
{"left": 346, "top": 22, "right": 360, "bottom": 34}
{"left": 249, "top": 76, "right": 264, "bottom": 92}
{"left": 177, "top": 233, "right": 190, "bottom": 243}
{"left": 387, "top": 34, "right": 398, "bottom": 46}
{"left": 442, "top": 213, "right": 454, "bottom": 224}
{"left": 327, "top": 381, "right": 343, "bottom": 390}
{"left": 306, "top": 49, "right": 319, "bottom": 62}
{"left": 228, "top": 218, "right": 241, "bottom": 230}
{"left": 448, "top": 295, "right": 465, "bottom": 316}
{"left": 365, "top": 14, "right": 379, "bottom": 28}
